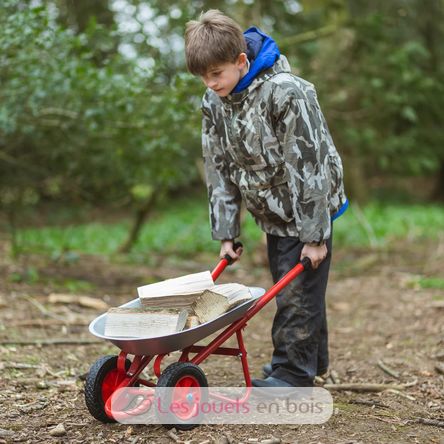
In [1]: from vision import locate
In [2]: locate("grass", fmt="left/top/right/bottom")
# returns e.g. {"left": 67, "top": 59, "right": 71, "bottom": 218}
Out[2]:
{"left": 334, "top": 202, "right": 444, "bottom": 248}
{"left": 12, "top": 195, "right": 262, "bottom": 259}
{"left": 418, "top": 277, "right": 444, "bottom": 290}
{"left": 10, "top": 196, "right": 444, "bottom": 260}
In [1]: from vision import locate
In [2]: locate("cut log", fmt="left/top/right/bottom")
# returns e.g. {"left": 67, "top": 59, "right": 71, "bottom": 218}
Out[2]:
{"left": 104, "top": 307, "right": 188, "bottom": 338}
{"left": 185, "top": 315, "right": 200, "bottom": 329}
{"left": 138, "top": 271, "right": 214, "bottom": 308}
{"left": 212, "top": 283, "right": 252, "bottom": 309}
{"left": 192, "top": 290, "right": 231, "bottom": 324}
{"left": 191, "top": 285, "right": 252, "bottom": 324}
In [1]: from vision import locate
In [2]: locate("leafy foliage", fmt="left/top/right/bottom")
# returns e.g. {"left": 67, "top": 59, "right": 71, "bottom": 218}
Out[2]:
{"left": 0, "top": 0, "right": 203, "bottom": 212}
{"left": 288, "top": 0, "right": 444, "bottom": 197}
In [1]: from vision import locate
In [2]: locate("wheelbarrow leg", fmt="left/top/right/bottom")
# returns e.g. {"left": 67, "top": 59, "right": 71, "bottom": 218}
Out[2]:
{"left": 236, "top": 329, "right": 251, "bottom": 387}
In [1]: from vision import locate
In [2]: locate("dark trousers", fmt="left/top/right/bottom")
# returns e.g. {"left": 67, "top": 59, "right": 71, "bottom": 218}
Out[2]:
{"left": 266, "top": 231, "right": 332, "bottom": 386}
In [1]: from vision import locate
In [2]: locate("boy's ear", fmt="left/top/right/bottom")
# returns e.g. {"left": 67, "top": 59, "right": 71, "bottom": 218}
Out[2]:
{"left": 237, "top": 52, "right": 248, "bottom": 68}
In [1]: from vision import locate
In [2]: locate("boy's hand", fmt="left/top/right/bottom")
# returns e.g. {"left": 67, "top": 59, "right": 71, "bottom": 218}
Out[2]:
{"left": 220, "top": 240, "right": 243, "bottom": 261}
{"left": 301, "top": 243, "right": 328, "bottom": 270}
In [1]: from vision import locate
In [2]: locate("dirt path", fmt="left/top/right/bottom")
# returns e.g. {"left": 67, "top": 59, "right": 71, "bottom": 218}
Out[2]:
{"left": 0, "top": 242, "right": 443, "bottom": 444}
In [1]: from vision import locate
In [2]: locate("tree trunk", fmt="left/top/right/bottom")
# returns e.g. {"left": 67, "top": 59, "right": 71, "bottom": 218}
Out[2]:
{"left": 431, "top": 160, "right": 444, "bottom": 201}
{"left": 343, "top": 154, "right": 369, "bottom": 203}
{"left": 118, "top": 195, "right": 158, "bottom": 254}
{"left": 7, "top": 207, "right": 19, "bottom": 258}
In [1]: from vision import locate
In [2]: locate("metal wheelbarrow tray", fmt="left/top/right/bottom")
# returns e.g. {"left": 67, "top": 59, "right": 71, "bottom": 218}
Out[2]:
{"left": 89, "top": 287, "right": 266, "bottom": 356}
{"left": 84, "top": 245, "right": 312, "bottom": 429}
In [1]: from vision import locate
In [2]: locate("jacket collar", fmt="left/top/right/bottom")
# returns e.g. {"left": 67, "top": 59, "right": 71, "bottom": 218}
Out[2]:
{"left": 217, "top": 55, "right": 292, "bottom": 105}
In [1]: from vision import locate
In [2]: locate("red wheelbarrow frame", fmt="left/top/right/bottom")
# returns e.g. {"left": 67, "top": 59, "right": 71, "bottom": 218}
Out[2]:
{"left": 102, "top": 254, "right": 311, "bottom": 420}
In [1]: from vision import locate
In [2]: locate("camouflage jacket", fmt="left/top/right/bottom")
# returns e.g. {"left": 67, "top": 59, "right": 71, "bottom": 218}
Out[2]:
{"left": 201, "top": 55, "right": 347, "bottom": 243}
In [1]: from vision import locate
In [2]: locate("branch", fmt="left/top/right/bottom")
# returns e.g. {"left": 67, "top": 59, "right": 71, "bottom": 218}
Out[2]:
{"left": 415, "top": 418, "right": 444, "bottom": 428}
{"left": 327, "top": 108, "right": 370, "bottom": 120}
{"left": 0, "top": 151, "right": 37, "bottom": 173}
{"left": 279, "top": 24, "right": 340, "bottom": 49}
{"left": 324, "top": 383, "right": 409, "bottom": 392}
{"left": 377, "top": 360, "right": 400, "bottom": 379}
{"left": 38, "top": 107, "right": 79, "bottom": 119}
{"left": 18, "top": 294, "right": 66, "bottom": 322}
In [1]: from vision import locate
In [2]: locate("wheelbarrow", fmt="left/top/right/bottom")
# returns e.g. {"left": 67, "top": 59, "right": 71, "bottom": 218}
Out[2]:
{"left": 85, "top": 243, "right": 312, "bottom": 429}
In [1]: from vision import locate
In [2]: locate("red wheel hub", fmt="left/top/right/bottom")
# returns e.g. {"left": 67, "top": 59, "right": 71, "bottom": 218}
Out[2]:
{"left": 101, "top": 369, "right": 127, "bottom": 403}
{"left": 172, "top": 375, "right": 202, "bottom": 421}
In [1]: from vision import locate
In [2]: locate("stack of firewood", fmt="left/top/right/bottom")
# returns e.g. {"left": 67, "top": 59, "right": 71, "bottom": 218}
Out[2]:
{"left": 104, "top": 272, "right": 252, "bottom": 338}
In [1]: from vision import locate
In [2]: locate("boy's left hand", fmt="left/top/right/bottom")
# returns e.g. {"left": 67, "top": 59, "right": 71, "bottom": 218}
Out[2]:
{"left": 301, "top": 243, "right": 328, "bottom": 270}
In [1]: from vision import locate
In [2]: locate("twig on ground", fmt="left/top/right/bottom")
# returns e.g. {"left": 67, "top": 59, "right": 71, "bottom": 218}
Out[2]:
{"left": 414, "top": 418, "right": 444, "bottom": 428}
{"left": 10, "top": 319, "right": 88, "bottom": 327}
{"left": 434, "top": 363, "right": 444, "bottom": 375}
{"left": 385, "top": 389, "right": 416, "bottom": 401}
{"left": 0, "top": 339, "right": 101, "bottom": 346}
{"left": 349, "top": 399, "right": 390, "bottom": 409}
{"left": 325, "top": 383, "right": 407, "bottom": 392}
{"left": 48, "top": 293, "right": 108, "bottom": 311}
{"left": 13, "top": 377, "right": 42, "bottom": 385}
{"left": 0, "top": 362, "right": 41, "bottom": 370}
{"left": 365, "top": 414, "right": 404, "bottom": 425}
{"left": 18, "top": 295, "right": 66, "bottom": 322}
{"left": 330, "top": 369, "right": 340, "bottom": 384}
{"left": 432, "top": 351, "right": 444, "bottom": 361}
{"left": 377, "top": 360, "right": 400, "bottom": 379}
{"left": 259, "top": 439, "right": 281, "bottom": 444}
{"left": 166, "top": 428, "right": 181, "bottom": 443}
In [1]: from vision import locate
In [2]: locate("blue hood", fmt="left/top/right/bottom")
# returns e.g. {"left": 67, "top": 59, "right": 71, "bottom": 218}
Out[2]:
{"left": 232, "top": 27, "right": 280, "bottom": 94}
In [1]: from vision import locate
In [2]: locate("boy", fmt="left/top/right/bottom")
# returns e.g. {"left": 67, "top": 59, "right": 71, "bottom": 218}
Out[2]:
{"left": 185, "top": 10, "right": 347, "bottom": 388}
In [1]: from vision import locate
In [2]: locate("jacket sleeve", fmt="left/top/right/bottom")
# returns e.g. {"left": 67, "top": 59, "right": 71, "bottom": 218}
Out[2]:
{"left": 273, "top": 87, "right": 332, "bottom": 243}
{"left": 202, "top": 104, "right": 242, "bottom": 241}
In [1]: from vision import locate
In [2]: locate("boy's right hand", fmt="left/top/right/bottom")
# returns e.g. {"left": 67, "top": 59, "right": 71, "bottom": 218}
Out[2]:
{"left": 220, "top": 240, "right": 243, "bottom": 261}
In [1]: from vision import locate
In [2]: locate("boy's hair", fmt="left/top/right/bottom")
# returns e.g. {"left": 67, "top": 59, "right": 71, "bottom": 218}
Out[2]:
{"left": 185, "top": 9, "right": 247, "bottom": 76}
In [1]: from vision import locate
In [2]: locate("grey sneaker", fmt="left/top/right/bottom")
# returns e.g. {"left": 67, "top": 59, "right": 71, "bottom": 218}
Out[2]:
{"left": 263, "top": 363, "right": 329, "bottom": 379}
{"left": 262, "top": 363, "right": 273, "bottom": 378}
{"left": 251, "top": 376, "right": 299, "bottom": 398}
{"left": 252, "top": 376, "right": 294, "bottom": 388}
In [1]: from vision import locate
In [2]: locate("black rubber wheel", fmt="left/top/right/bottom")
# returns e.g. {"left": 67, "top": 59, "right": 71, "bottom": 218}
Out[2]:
{"left": 84, "top": 355, "right": 131, "bottom": 423}
{"left": 156, "top": 362, "right": 208, "bottom": 431}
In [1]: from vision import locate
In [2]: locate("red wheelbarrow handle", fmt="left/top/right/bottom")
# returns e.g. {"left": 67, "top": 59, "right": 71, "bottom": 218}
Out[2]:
{"left": 211, "top": 241, "right": 243, "bottom": 281}
{"left": 247, "top": 256, "right": 312, "bottom": 318}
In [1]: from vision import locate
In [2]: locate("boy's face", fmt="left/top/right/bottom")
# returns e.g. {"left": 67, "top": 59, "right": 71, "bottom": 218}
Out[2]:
{"left": 201, "top": 53, "right": 248, "bottom": 97}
